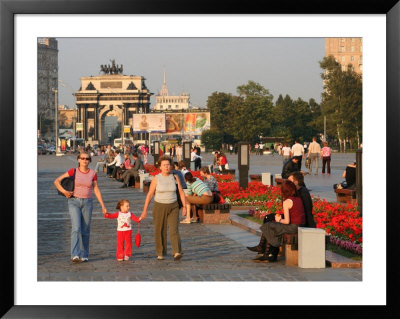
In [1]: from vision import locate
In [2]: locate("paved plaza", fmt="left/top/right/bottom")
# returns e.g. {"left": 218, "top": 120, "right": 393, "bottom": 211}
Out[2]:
{"left": 37, "top": 151, "right": 361, "bottom": 281}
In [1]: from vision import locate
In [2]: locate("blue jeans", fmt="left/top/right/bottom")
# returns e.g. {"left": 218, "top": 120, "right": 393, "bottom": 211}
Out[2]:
{"left": 68, "top": 197, "right": 93, "bottom": 259}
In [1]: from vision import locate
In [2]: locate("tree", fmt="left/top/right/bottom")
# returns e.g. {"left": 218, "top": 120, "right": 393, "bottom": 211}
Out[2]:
{"left": 225, "top": 81, "right": 274, "bottom": 142}
{"left": 320, "top": 56, "right": 362, "bottom": 151}
{"left": 206, "top": 92, "right": 232, "bottom": 133}
{"left": 201, "top": 129, "right": 224, "bottom": 151}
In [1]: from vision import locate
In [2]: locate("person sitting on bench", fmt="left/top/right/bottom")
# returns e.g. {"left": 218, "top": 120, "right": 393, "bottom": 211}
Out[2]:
{"left": 120, "top": 153, "right": 144, "bottom": 188}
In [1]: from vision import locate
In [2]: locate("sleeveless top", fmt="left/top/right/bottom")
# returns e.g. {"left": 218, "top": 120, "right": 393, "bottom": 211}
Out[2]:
{"left": 154, "top": 174, "right": 177, "bottom": 204}
{"left": 288, "top": 196, "right": 306, "bottom": 226}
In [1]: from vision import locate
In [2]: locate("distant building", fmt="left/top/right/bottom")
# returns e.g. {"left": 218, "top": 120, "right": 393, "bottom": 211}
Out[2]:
{"left": 325, "top": 38, "right": 363, "bottom": 74}
{"left": 153, "top": 70, "right": 190, "bottom": 111}
{"left": 37, "top": 37, "right": 58, "bottom": 139}
{"left": 74, "top": 60, "right": 152, "bottom": 144}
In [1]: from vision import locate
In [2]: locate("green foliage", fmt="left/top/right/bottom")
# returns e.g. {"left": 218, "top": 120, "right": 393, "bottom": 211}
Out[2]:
{"left": 225, "top": 81, "right": 274, "bottom": 142}
{"left": 205, "top": 71, "right": 360, "bottom": 147}
{"left": 201, "top": 129, "right": 224, "bottom": 151}
{"left": 319, "top": 56, "right": 362, "bottom": 149}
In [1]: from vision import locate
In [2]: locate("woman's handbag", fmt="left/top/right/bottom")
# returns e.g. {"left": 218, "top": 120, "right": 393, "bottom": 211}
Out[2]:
{"left": 58, "top": 168, "right": 76, "bottom": 197}
{"left": 305, "top": 157, "right": 311, "bottom": 169}
{"left": 173, "top": 174, "right": 183, "bottom": 208}
{"left": 135, "top": 223, "right": 141, "bottom": 248}
{"left": 212, "top": 191, "right": 225, "bottom": 204}
{"left": 263, "top": 213, "right": 276, "bottom": 224}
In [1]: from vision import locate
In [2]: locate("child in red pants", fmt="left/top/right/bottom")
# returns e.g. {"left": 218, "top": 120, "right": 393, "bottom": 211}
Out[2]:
{"left": 105, "top": 199, "right": 141, "bottom": 261}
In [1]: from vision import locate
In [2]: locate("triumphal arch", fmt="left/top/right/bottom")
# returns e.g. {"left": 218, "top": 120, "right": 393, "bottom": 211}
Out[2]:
{"left": 74, "top": 60, "right": 152, "bottom": 145}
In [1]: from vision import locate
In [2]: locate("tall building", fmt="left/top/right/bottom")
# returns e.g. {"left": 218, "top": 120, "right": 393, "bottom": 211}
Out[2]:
{"left": 37, "top": 37, "right": 59, "bottom": 139}
{"left": 153, "top": 70, "right": 190, "bottom": 110}
{"left": 325, "top": 38, "right": 363, "bottom": 74}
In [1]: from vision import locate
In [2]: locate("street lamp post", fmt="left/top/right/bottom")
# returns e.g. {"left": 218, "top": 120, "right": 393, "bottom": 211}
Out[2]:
{"left": 52, "top": 88, "right": 62, "bottom": 156}
{"left": 58, "top": 80, "right": 78, "bottom": 152}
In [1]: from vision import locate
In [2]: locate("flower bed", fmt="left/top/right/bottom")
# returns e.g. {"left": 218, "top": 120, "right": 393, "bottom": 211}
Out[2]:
{"left": 220, "top": 181, "right": 362, "bottom": 255}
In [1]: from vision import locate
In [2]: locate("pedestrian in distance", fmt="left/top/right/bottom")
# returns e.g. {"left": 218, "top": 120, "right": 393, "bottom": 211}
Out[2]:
{"left": 307, "top": 137, "right": 321, "bottom": 175}
{"left": 281, "top": 143, "right": 292, "bottom": 163}
{"left": 320, "top": 141, "right": 332, "bottom": 175}
{"left": 140, "top": 155, "right": 186, "bottom": 261}
{"left": 54, "top": 152, "right": 108, "bottom": 263}
{"left": 291, "top": 139, "right": 305, "bottom": 170}
{"left": 95, "top": 150, "right": 107, "bottom": 173}
{"left": 104, "top": 199, "right": 141, "bottom": 261}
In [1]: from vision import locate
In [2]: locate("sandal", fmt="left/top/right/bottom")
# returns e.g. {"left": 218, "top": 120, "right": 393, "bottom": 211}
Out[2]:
{"left": 180, "top": 220, "right": 191, "bottom": 224}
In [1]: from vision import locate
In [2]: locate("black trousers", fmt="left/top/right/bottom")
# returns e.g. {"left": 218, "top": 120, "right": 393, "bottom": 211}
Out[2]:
{"left": 294, "top": 156, "right": 302, "bottom": 170}
{"left": 194, "top": 158, "right": 201, "bottom": 170}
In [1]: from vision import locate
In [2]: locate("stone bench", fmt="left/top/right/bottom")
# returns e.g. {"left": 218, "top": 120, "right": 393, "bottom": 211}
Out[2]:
{"left": 335, "top": 188, "right": 357, "bottom": 204}
{"left": 282, "top": 233, "right": 299, "bottom": 266}
{"left": 281, "top": 229, "right": 327, "bottom": 267}
{"left": 224, "top": 169, "right": 236, "bottom": 179}
{"left": 197, "top": 203, "right": 231, "bottom": 224}
{"left": 249, "top": 174, "right": 262, "bottom": 182}
{"left": 143, "top": 179, "right": 151, "bottom": 193}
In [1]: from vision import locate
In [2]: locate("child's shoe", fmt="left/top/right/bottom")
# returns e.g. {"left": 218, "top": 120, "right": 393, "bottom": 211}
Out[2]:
{"left": 117, "top": 258, "right": 123, "bottom": 262}
{"left": 124, "top": 256, "right": 130, "bottom": 261}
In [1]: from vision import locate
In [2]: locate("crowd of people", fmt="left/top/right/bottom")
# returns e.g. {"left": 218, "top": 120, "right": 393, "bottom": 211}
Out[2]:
{"left": 275, "top": 137, "right": 332, "bottom": 176}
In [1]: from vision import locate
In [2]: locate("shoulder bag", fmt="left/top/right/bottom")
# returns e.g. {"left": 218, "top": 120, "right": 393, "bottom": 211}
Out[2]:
{"left": 58, "top": 168, "right": 76, "bottom": 197}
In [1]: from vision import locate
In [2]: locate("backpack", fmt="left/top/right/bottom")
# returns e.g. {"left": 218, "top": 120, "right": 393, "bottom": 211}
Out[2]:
{"left": 58, "top": 168, "right": 76, "bottom": 196}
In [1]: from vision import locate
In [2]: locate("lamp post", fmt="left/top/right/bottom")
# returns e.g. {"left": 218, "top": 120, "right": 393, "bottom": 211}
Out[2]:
{"left": 59, "top": 80, "right": 78, "bottom": 152}
{"left": 52, "top": 88, "right": 62, "bottom": 156}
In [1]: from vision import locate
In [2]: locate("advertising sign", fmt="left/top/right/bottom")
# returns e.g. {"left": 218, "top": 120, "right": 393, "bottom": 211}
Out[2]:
{"left": 76, "top": 122, "right": 83, "bottom": 131}
{"left": 165, "top": 112, "right": 210, "bottom": 135}
{"left": 61, "top": 139, "right": 67, "bottom": 152}
{"left": 132, "top": 114, "right": 166, "bottom": 133}
{"left": 59, "top": 128, "right": 74, "bottom": 139}
{"left": 124, "top": 125, "right": 131, "bottom": 133}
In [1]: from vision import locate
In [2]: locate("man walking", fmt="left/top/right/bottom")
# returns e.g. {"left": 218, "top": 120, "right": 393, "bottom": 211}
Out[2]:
{"left": 291, "top": 139, "right": 304, "bottom": 170}
{"left": 307, "top": 137, "right": 321, "bottom": 175}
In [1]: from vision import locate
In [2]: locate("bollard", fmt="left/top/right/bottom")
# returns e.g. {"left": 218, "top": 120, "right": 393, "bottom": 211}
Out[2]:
{"left": 298, "top": 227, "right": 326, "bottom": 268}
{"left": 238, "top": 142, "right": 249, "bottom": 189}
{"left": 139, "top": 173, "right": 149, "bottom": 189}
{"left": 153, "top": 141, "right": 160, "bottom": 165}
{"left": 183, "top": 141, "right": 191, "bottom": 171}
{"left": 261, "top": 172, "right": 272, "bottom": 186}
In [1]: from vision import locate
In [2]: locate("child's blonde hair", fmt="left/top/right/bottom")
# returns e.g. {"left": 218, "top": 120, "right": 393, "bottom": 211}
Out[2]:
{"left": 116, "top": 199, "right": 130, "bottom": 210}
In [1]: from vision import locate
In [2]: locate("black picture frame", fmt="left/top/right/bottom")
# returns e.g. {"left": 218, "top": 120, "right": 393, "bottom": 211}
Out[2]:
{"left": 1, "top": 0, "right": 398, "bottom": 317}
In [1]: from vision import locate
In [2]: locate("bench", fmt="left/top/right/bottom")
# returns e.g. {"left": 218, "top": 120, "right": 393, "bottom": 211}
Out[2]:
{"left": 249, "top": 174, "right": 262, "bottom": 182}
{"left": 143, "top": 179, "right": 151, "bottom": 193}
{"left": 335, "top": 188, "right": 357, "bottom": 204}
{"left": 128, "top": 175, "right": 141, "bottom": 189}
{"left": 281, "top": 231, "right": 328, "bottom": 267}
{"left": 196, "top": 203, "right": 231, "bottom": 224}
{"left": 282, "top": 233, "right": 299, "bottom": 266}
{"left": 224, "top": 169, "right": 236, "bottom": 179}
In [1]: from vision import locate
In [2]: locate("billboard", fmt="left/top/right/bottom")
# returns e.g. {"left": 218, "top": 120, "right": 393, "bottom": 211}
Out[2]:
{"left": 165, "top": 112, "right": 210, "bottom": 135}
{"left": 132, "top": 114, "right": 166, "bottom": 133}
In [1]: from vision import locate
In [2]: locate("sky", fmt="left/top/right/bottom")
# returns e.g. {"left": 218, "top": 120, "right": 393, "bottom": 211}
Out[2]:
{"left": 57, "top": 37, "right": 325, "bottom": 108}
